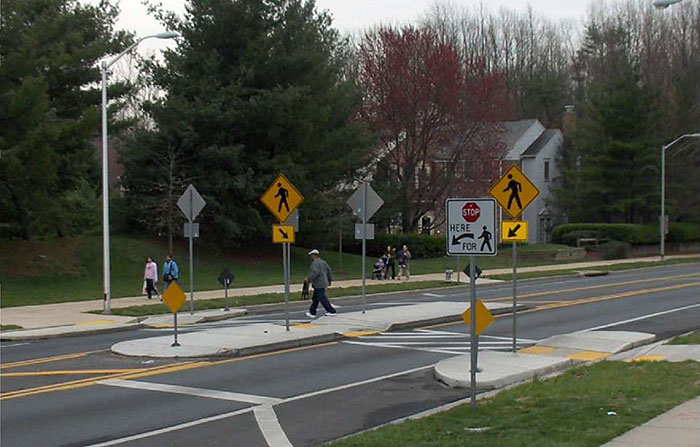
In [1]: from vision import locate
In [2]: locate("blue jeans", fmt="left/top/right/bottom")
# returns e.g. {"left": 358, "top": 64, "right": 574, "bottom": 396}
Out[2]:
{"left": 310, "top": 288, "right": 336, "bottom": 315}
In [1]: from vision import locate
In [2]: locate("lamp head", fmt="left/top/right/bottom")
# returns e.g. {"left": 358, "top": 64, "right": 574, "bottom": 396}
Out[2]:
{"left": 153, "top": 31, "right": 179, "bottom": 39}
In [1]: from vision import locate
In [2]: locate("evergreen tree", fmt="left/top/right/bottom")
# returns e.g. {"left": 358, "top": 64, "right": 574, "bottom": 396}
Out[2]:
{"left": 0, "top": 0, "right": 131, "bottom": 238}
{"left": 122, "top": 0, "right": 371, "bottom": 246}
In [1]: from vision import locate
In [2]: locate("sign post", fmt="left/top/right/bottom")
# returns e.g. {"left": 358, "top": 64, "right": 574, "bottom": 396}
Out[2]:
{"left": 177, "top": 185, "right": 206, "bottom": 316}
{"left": 218, "top": 269, "right": 234, "bottom": 312}
{"left": 446, "top": 198, "right": 497, "bottom": 409}
{"left": 162, "top": 282, "right": 186, "bottom": 347}
{"left": 347, "top": 182, "right": 383, "bottom": 314}
{"left": 489, "top": 166, "right": 539, "bottom": 354}
{"left": 261, "top": 174, "right": 304, "bottom": 331}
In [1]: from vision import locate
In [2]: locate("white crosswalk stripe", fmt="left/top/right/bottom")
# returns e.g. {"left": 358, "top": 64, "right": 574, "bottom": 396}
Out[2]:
{"left": 343, "top": 329, "right": 537, "bottom": 355}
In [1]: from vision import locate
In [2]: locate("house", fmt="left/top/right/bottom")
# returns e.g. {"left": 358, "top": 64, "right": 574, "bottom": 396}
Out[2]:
{"left": 500, "top": 119, "right": 563, "bottom": 243}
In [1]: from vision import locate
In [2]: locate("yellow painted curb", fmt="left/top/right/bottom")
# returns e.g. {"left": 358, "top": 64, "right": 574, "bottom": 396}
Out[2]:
{"left": 628, "top": 355, "right": 667, "bottom": 363}
{"left": 292, "top": 323, "right": 317, "bottom": 329}
{"left": 343, "top": 330, "right": 380, "bottom": 338}
{"left": 567, "top": 351, "right": 610, "bottom": 361}
{"left": 519, "top": 346, "right": 555, "bottom": 355}
{"left": 146, "top": 323, "right": 173, "bottom": 328}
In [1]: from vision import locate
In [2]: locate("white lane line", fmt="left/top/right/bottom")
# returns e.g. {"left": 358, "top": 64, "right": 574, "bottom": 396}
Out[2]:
{"left": 83, "top": 407, "right": 254, "bottom": 447}
{"left": 1, "top": 343, "right": 30, "bottom": 348}
{"left": 98, "top": 379, "right": 281, "bottom": 405}
{"left": 423, "top": 293, "right": 444, "bottom": 297}
{"left": 363, "top": 335, "right": 467, "bottom": 339}
{"left": 254, "top": 405, "right": 294, "bottom": 447}
{"left": 89, "top": 364, "right": 436, "bottom": 446}
{"left": 342, "top": 340, "right": 465, "bottom": 355}
{"left": 579, "top": 303, "right": 700, "bottom": 333}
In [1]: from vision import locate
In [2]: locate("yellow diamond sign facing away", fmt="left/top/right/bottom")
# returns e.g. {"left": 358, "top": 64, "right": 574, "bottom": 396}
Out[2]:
{"left": 501, "top": 220, "right": 528, "bottom": 242}
{"left": 260, "top": 174, "right": 304, "bottom": 223}
{"left": 162, "top": 282, "right": 186, "bottom": 314}
{"left": 489, "top": 165, "right": 540, "bottom": 219}
{"left": 272, "top": 224, "right": 295, "bottom": 244}
{"left": 462, "top": 300, "right": 495, "bottom": 336}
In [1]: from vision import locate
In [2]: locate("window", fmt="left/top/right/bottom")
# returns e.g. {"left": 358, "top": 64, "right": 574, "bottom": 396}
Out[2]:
{"left": 544, "top": 159, "right": 550, "bottom": 182}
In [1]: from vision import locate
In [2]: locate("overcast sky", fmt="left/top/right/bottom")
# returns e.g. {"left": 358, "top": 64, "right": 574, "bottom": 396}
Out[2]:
{"left": 86, "top": 0, "right": 635, "bottom": 56}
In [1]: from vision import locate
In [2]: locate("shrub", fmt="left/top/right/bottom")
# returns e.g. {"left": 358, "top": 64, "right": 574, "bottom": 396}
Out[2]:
{"left": 343, "top": 233, "right": 447, "bottom": 259}
{"left": 552, "top": 223, "right": 700, "bottom": 246}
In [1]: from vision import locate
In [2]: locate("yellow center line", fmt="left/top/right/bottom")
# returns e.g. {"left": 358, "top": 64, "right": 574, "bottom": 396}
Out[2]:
{"left": 1, "top": 369, "right": 148, "bottom": 377}
{"left": 1, "top": 350, "right": 106, "bottom": 370}
{"left": 0, "top": 362, "right": 207, "bottom": 400}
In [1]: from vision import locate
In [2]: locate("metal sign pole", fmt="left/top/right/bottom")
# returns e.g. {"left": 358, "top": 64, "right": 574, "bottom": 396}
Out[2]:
{"left": 457, "top": 256, "right": 461, "bottom": 283}
{"left": 512, "top": 241, "right": 517, "bottom": 353}
{"left": 188, "top": 189, "right": 194, "bottom": 315}
{"left": 282, "top": 243, "right": 289, "bottom": 331}
{"left": 224, "top": 281, "right": 230, "bottom": 312}
{"left": 469, "top": 255, "right": 477, "bottom": 410}
{"left": 287, "top": 243, "right": 291, "bottom": 329}
{"left": 172, "top": 313, "right": 180, "bottom": 347}
{"left": 361, "top": 182, "right": 367, "bottom": 314}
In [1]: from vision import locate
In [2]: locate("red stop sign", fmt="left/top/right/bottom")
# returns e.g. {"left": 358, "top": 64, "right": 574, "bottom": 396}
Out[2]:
{"left": 462, "top": 202, "right": 480, "bottom": 223}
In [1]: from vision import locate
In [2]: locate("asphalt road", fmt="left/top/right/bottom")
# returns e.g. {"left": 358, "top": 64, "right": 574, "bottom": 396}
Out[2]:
{"left": 1, "top": 263, "right": 699, "bottom": 447}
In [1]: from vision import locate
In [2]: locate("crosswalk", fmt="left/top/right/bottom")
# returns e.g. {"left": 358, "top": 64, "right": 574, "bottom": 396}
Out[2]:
{"left": 343, "top": 329, "right": 537, "bottom": 355}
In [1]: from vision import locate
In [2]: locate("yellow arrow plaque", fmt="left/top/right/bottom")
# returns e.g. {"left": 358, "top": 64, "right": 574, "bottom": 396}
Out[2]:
{"left": 272, "top": 224, "right": 295, "bottom": 244}
{"left": 260, "top": 174, "right": 304, "bottom": 223}
{"left": 489, "top": 165, "right": 540, "bottom": 219}
{"left": 501, "top": 221, "right": 528, "bottom": 242}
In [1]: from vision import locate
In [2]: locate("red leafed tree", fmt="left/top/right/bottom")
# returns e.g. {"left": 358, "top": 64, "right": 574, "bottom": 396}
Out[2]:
{"left": 357, "top": 26, "right": 511, "bottom": 232}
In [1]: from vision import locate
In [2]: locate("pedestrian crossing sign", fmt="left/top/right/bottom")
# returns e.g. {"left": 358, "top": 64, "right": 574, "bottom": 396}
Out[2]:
{"left": 260, "top": 174, "right": 304, "bottom": 223}
{"left": 462, "top": 300, "right": 494, "bottom": 336}
{"left": 489, "top": 165, "right": 539, "bottom": 219}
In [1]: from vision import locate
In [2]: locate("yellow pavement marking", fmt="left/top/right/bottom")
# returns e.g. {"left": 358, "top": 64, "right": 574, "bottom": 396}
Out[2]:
{"left": 292, "top": 323, "right": 317, "bottom": 329}
{"left": 485, "top": 273, "right": 700, "bottom": 304}
{"left": 567, "top": 351, "right": 610, "bottom": 361}
{"left": 343, "top": 330, "right": 380, "bottom": 337}
{"left": 147, "top": 323, "right": 173, "bottom": 328}
{"left": 0, "top": 350, "right": 105, "bottom": 370}
{"left": 0, "top": 362, "right": 206, "bottom": 400}
{"left": 76, "top": 320, "right": 117, "bottom": 326}
{"left": 1, "top": 369, "right": 147, "bottom": 377}
{"left": 628, "top": 355, "right": 667, "bottom": 363}
{"left": 519, "top": 346, "right": 555, "bottom": 355}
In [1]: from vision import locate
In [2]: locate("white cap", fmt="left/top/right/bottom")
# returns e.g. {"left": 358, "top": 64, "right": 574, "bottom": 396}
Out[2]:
{"left": 308, "top": 249, "right": 319, "bottom": 255}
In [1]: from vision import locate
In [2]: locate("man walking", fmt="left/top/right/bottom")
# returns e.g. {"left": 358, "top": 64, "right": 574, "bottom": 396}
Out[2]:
{"left": 305, "top": 249, "right": 337, "bottom": 318}
{"left": 162, "top": 253, "right": 179, "bottom": 290}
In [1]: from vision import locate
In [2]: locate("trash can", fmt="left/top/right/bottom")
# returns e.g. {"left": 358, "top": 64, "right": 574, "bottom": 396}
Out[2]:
{"left": 445, "top": 268, "right": 453, "bottom": 281}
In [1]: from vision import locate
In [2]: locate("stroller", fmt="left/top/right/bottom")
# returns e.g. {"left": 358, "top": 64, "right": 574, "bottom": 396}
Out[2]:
{"left": 373, "top": 255, "right": 388, "bottom": 280}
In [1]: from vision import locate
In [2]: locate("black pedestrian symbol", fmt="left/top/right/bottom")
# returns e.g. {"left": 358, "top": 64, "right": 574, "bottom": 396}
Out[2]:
{"left": 274, "top": 182, "right": 290, "bottom": 213}
{"left": 479, "top": 226, "right": 492, "bottom": 251}
{"left": 503, "top": 174, "right": 522, "bottom": 210}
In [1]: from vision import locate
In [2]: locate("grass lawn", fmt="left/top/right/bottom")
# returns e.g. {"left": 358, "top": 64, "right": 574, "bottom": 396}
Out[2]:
{"left": 668, "top": 331, "right": 700, "bottom": 345}
{"left": 0, "top": 324, "right": 23, "bottom": 331}
{"left": 484, "top": 257, "right": 700, "bottom": 281}
{"left": 329, "top": 361, "right": 700, "bottom": 447}
{"left": 95, "top": 280, "right": 460, "bottom": 317}
{"left": 1, "top": 236, "right": 570, "bottom": 307}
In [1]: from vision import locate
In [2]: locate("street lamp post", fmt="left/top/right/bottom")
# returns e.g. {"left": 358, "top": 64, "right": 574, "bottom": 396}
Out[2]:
{"left": 101, "top": 32, "right": 178, "bottom": 314}
{"left": 660, "top": 133, "right": 700, "bottom": 261}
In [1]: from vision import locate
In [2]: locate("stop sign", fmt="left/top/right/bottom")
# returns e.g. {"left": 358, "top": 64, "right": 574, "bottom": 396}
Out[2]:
{"left": 462, "top": 202, "right": 480, "bottom": 222}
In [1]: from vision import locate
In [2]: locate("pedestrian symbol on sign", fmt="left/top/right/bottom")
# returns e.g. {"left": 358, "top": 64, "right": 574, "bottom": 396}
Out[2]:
{"left": 504, "top": 174, "right": 523, "bottom": 210}
{"left": 275, "top": 183, "right": 290, "bottom": 213}
{"left": 478, "top": 226, "right": 492, "bottom": 251}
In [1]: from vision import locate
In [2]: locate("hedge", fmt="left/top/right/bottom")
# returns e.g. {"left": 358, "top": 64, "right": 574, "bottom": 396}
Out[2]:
{"left": 342, "top": 233, "right": 447, "bottom": 259}
{"left": 551, "top": 223, "right": 700, "bottom": 246}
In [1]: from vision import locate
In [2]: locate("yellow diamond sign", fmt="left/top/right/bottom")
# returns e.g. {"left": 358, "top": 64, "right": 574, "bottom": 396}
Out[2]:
{"left": 162, "top": 282, "right": 186, "bottom": 314}
{"left": 260, "top": 174, "right": 304, "bottom": 223}
{"left": 272, "top": 224, "right": 295, "bottom": 244}
{"left": 501, "top": 220, "right": 528, "bottom": 242}
{"left": 489, "top": 165, "right": 540, "bottom": 219}
{"left": 462, "top": 300, "right": 494, "bottom": 336}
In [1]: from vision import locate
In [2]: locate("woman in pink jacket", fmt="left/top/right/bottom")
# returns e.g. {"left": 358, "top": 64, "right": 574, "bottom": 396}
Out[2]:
{"left": 143, "top": 256, "right": 160, "bottom": 300}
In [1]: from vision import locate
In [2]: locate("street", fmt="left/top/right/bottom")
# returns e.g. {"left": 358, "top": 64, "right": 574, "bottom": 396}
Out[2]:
{"left": 2, "top": 263, "right": 699, "bottom": 447}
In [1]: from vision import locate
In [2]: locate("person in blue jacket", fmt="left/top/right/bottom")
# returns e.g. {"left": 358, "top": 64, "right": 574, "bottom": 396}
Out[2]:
{"left": 162, "top": 253, "right": 179, "bottom": 290}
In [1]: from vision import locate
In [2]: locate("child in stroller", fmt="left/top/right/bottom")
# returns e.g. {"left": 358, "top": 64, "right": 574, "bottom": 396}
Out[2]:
{"left": 373, "top": 255, "right": 388, "bottom": 280}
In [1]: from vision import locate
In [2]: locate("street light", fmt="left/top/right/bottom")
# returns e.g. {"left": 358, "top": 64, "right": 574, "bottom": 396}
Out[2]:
{"left": 101, "top": 31, "right": 178, "bottom": 314}
{"left": 660, "top": 133, "right": 700, "bottom": 261}
{"left": 652, "top": 0, "right": 684, "bottom": 8}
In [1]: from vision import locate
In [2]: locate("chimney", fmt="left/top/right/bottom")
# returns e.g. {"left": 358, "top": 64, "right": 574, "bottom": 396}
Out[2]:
{"left": 563, "top": 105, "right": 576, "bottom": 136}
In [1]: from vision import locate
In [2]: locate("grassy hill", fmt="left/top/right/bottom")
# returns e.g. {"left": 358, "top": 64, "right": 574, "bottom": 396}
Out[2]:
{"left": 1, "top": 236, "right": 568, "bottom": 307}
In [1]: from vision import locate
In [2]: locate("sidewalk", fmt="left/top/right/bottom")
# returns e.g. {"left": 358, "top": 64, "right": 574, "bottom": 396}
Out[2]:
{"left": 1, "top": 254, "right": 696, "bottom": 338}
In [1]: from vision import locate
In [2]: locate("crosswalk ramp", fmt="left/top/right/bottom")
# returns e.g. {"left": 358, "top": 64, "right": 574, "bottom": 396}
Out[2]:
{"left": 343, "top": 329, "right": 537, "bottom": 355}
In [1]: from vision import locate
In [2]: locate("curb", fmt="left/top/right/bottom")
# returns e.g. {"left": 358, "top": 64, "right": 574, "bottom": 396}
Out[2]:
{"left": 0, "top": 322, "right": 144, "bottom": 341}
{"left": 387, "top": 304, "right": 528, "bottom": 332}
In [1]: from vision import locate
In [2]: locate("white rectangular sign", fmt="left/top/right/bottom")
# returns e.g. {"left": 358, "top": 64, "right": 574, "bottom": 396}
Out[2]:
{"left": 446, "top": 198, "right": 497, "bottom": 256}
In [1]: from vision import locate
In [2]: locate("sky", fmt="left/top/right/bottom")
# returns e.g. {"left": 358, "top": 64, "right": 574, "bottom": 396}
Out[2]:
{"left": 85, "top": 0, "right": 626, "bottom": 57}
